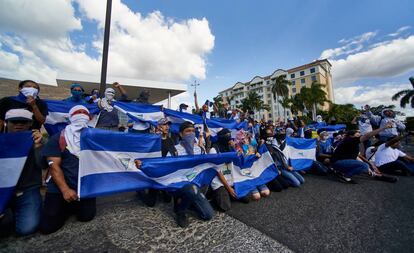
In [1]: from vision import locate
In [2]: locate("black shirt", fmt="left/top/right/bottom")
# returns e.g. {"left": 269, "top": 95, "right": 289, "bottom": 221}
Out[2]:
{"left": 161, "top": 136, "right": 177, "bottom": 157}
{"left": 41, "top": 133, "right": 80, "bottom": 193}
{"left": 16, "top": 146, "right": 44, "bottom": 192}
{"left": 0, "top": 97, "right": 48, "bottom": 129}
{"left": 331, "top": 137, "right": 361, "bottom": 163}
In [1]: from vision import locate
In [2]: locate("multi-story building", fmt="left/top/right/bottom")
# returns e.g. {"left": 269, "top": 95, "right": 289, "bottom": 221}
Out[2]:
{"left": 218, "top": 59, "right": 333, "bottom": 121}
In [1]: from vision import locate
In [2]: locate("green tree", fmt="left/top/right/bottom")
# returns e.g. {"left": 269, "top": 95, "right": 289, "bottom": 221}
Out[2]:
{"left": 391, "top": 76, "right": 414, "bottom": 108}
{"left": 289, "top": 94, "right": 305, "bottom": 117}
{"left": 300, "top": 81, "right": 329, "bottom": 120}
{"left": 238, "top": 91, "right": 270, "bottom": 119}
{"left": 366, "top": 104, "right": 405, "bottom": 116}
{"left": 271, "top": 75, "right": 291, "bottom": 118}
{"left": 213, "top": 95, "right": 224, "bottom": 110}
{"left": 327, "top": 103, "right": 360, "bottom": 128}
{"left": 278, "top": 96, "right": 291, "bottom": 120}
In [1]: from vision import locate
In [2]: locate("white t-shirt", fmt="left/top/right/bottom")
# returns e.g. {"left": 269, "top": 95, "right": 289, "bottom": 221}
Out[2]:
{"left": 211, "top": 163, "right": 234, "bottom": 190}
{"left": 365, "top": 146, "right": 376, "bottom": 162}
{"left": 374, "top": 143, "right": 406, "bottom": 167}
{"left": 358, "top": 118, "right": 373, "bottom": 135}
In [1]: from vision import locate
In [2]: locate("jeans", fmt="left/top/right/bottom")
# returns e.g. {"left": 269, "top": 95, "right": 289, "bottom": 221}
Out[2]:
{"left": 174, "top": 184, "right": 214, "bottom": 220}
{"left": 281, "top": 170, "right": 305, "bottom": 187}
{"left": 40, "top": 192, "right": 96, "bottom": 234}
{"left": 0, "top": 186, "right": 42, "bottom": 236}
{"left": 332, "top": 159, "right": 369, "bottom": 178}
{"left": 379, "top": 159, "right": 414, "bottom": 175}
{"left": 311, "top": 160, "right": 330, "bottom": 175}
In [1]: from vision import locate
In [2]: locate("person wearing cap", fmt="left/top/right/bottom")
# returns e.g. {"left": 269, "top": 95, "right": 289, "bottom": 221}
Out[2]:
{"left": 136, "top": 118, "right": 176, "bottom": 207}
{"left": 366, "top": 106, "right": 406, "bottom": 142}
{"left": 179, "top": 103, "right": 189, "bottom": 113}
{"left": 64, "top": 83, "right": 88, "bottom": 104}
{"left": 95, "top": 82, "right": 128, "bottom": 131}
{"left": 39, "top": 105, "right": 96, "bottom": 234}
{"left": 0, "top": 80, "right": 48, "bottom": 132}
{"left": 0, "top": 109, "right": 44, "bottom": 237}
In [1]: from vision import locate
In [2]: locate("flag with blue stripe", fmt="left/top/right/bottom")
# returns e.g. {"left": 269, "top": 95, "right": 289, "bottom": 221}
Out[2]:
{"left": 139, "top": 152, "right": 237, "bottom": 190}
{"left": 114, "top": 101, "right": 164, "bottom": 126}
{"left": 0, "top": 132, "right": 33, "bottom": 213}
{"left": 78, "top": 128, "right": 162, "bottom": 198}
{"left": 232, "top": 145, "right": 279, "bottom": 198}
{"left": 283, "top": 137, "right": 316, "bottom": 171}
{"left": 44, "top": 100, "right": 100, "bottom": 135}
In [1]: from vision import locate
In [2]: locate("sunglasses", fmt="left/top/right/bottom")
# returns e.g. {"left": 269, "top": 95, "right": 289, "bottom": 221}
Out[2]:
{"left": 9, "top": 119, "right": 32, "bottom": 124}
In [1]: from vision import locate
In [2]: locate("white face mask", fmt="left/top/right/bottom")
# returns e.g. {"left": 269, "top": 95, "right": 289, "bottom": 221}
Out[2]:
{"left": 105, "top": 93, "right": 115, "bottom": 101}
{"left": 69, "top": 114, "right": 90, "bottom": 127}
{"left": 20, "top": 87, "right": 39, "bottom": 98}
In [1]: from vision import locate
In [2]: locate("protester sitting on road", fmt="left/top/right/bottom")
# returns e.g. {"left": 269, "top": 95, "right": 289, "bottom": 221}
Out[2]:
{"left": 137, "top": 118, "right": 175, "bottom": 207}
{"left": 40, "top": 105, "right": 96, "bottom": 234}
{"left": 0, "top": 109, "right": 44, "bottom": 237}
{"left": 0, "top": 80, "right": 48, "bottom": 132}
{"left": 366, "top": 106, "right": 406, "bottom": 142}
{"left": 317, "top": 131, "right": 333, "bottom": 166}
{"left": 64, "top": 83, "right": 88, "bottom": 104}
{"left": 95, "top": 82, "right": 128, "bottom": 131}
{"left": 136, "top": 121, "right": 215, "bottom": 228}
{"left": 330, "top": 123, "right": 393, "bottom": 183}
{"left": 374, "top": 133, "right": 414, "bottom": 176}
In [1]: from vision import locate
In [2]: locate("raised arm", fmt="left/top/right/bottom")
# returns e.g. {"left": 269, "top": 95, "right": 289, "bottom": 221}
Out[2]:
{"left": 360, "top": 122, "right": 393, "bottom": 143}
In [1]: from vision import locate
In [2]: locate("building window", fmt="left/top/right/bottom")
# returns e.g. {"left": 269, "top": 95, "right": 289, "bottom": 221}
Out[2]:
{"left": 267, "top": 100, "right": 271, "bottom": 104}
{"left": 301, "top": 78, "right": 305, "bottom": 84}
{"left": 292, "top": 87, "right": 296, "bottom": 93}
{"left": 290, "top": 73, "right": 295, "bottom": 78}
{"left": 267, "top": 87, "right": 271, "bottom": 91}
{"left": 310, "top": 67, "right": 315, "bottom": 73}
{"left": 311, "top": 75, "right": 317, "bottom": 82}
{"left": 292, "top": 80, "right": 296, "bottom": 86}
{"left": 267, "top": 94, "right": 271, "bottom": 98}
{"left": 266, "top": 80, "right": 270, "bottom": 84}
{"left": 300, "top": 71, "right": 305, "bottom": 76}
{"left": 269, "top": 113, "right": 272, "bottom": 118}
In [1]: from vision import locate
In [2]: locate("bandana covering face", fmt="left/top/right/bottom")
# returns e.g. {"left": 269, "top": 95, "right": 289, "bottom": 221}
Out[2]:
{"left": 100, "top": 88, "right": 115, "bottom": 112}
{"left": 180, "top": 132, "right": 196, "bottom": 155}
{"left": 64, "top": 105, "right": 90, "bottom": 157}
{"left": 20, "top": 87, "right": 39, "bottom": 98}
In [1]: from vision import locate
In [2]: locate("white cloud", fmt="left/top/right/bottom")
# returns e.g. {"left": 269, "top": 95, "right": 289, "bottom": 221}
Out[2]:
{"left": 388, "top": 26, "right": 411, "bottom": 37}
{"left": 0, "top": 0, "right": 215, "bottom": 91}
{"left": 330, "top": 35, "right": 414, "bottom": 85}
{"left": 320, "top": 31, "right": 377, "bottom": 59}
{"left": 334, "top": 83, "right": 414, "bottom": 116}
{"left": 0, "top": 0, "right": 81, "bottom": 38}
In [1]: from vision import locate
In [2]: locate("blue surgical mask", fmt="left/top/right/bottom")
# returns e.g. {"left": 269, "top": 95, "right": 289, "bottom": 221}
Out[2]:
{"left": 71, "top": 90, "right": 83, "bottom": 99}
{"left": 181, "top": 133, "right": 196, "bottom": 155}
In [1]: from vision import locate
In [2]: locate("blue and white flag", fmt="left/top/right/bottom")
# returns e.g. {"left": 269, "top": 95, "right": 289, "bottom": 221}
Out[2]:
{"left": 232, "top": 145, "right": 279, "bottom": 198}
{"left": 283, "top": 137, "right": 316, "bottom": 171}
{"left": 0, "top": 132, "right": 33, "bottom": 214}
{"left": 114, "top": 101, "right": 164, "bottom": 126}
{"left": 78, "top": 128, "right": 162, "bottom": 198}
{"left": 139, "top": 152, "right": 237, "bottom": 190}
{"left": 44, "top": 100, "right": 100, "bottom": 136}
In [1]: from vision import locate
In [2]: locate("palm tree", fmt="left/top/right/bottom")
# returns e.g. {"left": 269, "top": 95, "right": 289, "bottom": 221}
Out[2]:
{"left": 238, "top": 91, "right": 270, "bottom": 119}
{"left": 271, "top": 75, "right": 290, "bottom": 118}
{"left": 278, "top": 96, "right": 291, "bottom": 120}
{"left": 300, "top": 81, "right": 329, "bottom": 120}
{"left": 392, "top": 76, "right": 414, "bottom": 108}
{"left": 289, "top": 94, "right": 305, "bottom": 117}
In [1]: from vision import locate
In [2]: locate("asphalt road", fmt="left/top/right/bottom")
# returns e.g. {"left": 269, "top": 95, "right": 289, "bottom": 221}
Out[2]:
{"left": 228, "top": 173, "right": 414, "bottom": 253}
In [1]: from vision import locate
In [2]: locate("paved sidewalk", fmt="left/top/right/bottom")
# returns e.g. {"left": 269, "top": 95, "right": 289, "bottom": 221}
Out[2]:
{"left": 0, "top": 194, "right": 292, "bottom": 253}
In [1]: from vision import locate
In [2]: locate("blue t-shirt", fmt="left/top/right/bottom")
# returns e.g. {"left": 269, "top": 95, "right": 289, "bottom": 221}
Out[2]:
{"left": 318, "top": 138, "right": 333, "bottom": 155}
{"left": 41, "top": 133, "right": 80, "bottom": 193}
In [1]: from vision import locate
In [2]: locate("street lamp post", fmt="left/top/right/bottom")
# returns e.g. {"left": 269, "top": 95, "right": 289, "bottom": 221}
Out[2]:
{"left": 191, "top": 80, "right": 200, "bottom": 93}
{"left": 99, "top": 0, "right": 113, "bottom": 97}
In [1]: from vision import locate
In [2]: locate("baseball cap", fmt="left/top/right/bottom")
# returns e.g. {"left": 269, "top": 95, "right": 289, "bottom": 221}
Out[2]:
{"left": 157, "top": 118, "right": 171, "bottom": 125}
{"left": 5, "top": 109, "right": 33, "bottom": 121}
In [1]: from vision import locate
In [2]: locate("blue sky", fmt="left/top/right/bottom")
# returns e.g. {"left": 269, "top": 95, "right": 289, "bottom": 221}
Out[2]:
{"left": 0, "top": 0, "right": 413, "bottom": 113}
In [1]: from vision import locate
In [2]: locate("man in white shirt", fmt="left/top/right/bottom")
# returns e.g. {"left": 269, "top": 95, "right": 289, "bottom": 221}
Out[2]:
{"left": 375, "top": 134, "right": 414, "bottom": 175}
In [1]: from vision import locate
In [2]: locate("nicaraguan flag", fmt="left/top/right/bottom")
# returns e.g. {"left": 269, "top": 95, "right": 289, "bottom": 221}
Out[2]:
{"left": 232, "top": 145, "right": 278, "bottom": 198}
{"left": 78, "top": 128, "right": 162, "bottom": 198}
{"left": 139, "top": 152, "right": 237, "bottom": 190}
{"left": 114, "top": 101, "right": 164, "bottom": 126}
{"left": 283, "top": 137, "right": 316, "bottom": 171}
{"left": 0, "top": 132, "right": 33, "bottom": 213}
{"left": 44, "top": 100, "right": 100, "bottom": 136}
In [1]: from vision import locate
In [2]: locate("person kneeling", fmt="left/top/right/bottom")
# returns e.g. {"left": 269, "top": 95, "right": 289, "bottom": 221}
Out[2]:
{"left": 39, "top": 106, "right": 96, "bottom": 234}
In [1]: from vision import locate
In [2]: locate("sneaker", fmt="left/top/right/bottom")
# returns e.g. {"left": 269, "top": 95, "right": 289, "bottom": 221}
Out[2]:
{"left": 337, "top": 174, "right": 356, "bottom": 184}
{"left": 176, "top": 212, "right": 189, "bottom": 228}
{"left": 374, "top": 175, "right": 398, "bottom": 183}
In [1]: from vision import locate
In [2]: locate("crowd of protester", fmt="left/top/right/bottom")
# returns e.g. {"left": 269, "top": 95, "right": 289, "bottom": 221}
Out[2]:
{"left": 0, "top": 79, "right": 413, "bottom": 237}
